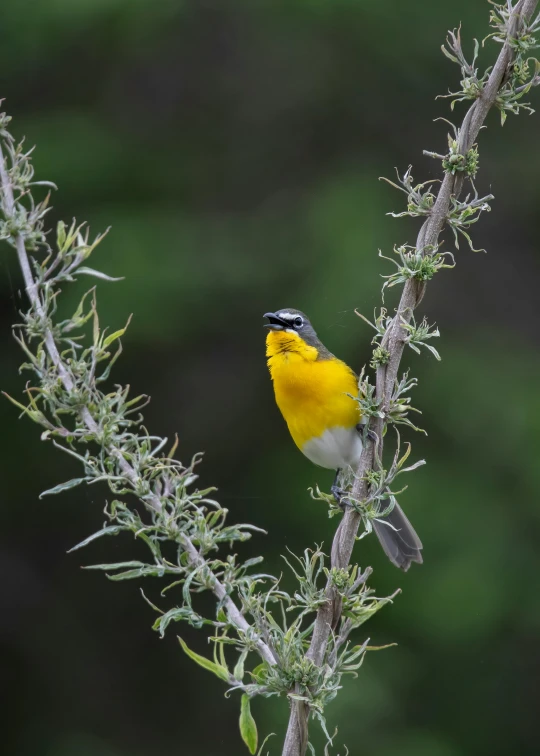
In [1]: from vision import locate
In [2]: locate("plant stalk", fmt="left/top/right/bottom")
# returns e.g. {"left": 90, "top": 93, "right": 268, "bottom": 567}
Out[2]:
{"left": 281, "top": 1, "right": 539, "bottom": 752}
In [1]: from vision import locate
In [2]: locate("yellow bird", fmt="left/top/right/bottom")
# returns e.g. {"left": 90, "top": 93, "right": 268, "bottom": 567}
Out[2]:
{"left": 264, "top": 308, "right": 423, "bottom": 571}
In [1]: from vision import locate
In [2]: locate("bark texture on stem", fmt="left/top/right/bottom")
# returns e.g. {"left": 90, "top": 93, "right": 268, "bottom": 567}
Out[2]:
{"left": 281, "top": 1, "right": 539, "bottom": 753}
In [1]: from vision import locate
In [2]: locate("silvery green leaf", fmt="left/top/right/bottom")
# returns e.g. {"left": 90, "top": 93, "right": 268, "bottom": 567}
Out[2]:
{"left": 67, "top": 525, "right": 124, "bottom": 553}
{"left": 40, "top": 477, "right": 89, "bottom": 497}
{"left": 77, "top": 266, "right": 124, "bottom": 281}
{"left": 243, "top": 557, "right": 265, "bottom": 569}
{"left": 152, "top": 606, "right": 205, "bottom": 635}
{"left": 424, "top": 344, "right": 441, "bottom": 360}
{"left": 83, "top": 560, "right": 147, "bottom": 571}
{"left": 31, "top": 180, "right": 58, "bottom": 189}
{"left": 106, "top": 567, "right": 164, "bottom": 581}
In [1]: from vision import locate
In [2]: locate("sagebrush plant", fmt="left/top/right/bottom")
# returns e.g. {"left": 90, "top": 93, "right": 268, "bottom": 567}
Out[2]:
{"left": 1, "top": 3, "right": 538, "bottom": 756}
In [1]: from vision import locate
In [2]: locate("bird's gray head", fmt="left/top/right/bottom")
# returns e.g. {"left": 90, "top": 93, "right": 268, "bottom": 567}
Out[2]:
{"left": 263, "top": 308, "right": 324, "bottom": 350}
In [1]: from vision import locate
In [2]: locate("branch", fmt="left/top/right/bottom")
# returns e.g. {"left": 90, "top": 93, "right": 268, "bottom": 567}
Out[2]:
{"left": 0, "top": 137, "right": 276, "bottom": 669}
{"left": 282, "top": 1, "right": 539, "bottom": 753}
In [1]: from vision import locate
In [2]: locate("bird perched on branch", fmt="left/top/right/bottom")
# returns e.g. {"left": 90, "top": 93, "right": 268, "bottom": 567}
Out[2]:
{"left": 264, "top": 308, "right": 422, "bottom": 571}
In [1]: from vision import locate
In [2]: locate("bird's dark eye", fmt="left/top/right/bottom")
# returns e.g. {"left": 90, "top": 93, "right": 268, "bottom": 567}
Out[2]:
{"left": 294, "top": 316, "right": 304, "bottom": 328}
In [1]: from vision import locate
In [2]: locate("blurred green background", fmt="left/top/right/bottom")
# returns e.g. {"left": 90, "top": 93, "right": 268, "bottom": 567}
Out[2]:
{"left": 1, "top": 1, "right": 539, "bottom": 754}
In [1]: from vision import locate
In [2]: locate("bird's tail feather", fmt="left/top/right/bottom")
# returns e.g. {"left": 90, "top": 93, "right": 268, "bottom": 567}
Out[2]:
{"left": 372, "top": 501, "right": 423, "bottom": 571}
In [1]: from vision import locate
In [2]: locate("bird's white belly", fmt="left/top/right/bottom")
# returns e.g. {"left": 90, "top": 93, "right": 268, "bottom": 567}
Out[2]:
{"left": 301, "top": 426, "right": 363, "bottom": 470}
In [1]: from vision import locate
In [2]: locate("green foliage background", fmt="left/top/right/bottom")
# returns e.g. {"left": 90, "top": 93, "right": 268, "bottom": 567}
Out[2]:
{"left": 1, "top": 1, "right": 539, "bottom": 755}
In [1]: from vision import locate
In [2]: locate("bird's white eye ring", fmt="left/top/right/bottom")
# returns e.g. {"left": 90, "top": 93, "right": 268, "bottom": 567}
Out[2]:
{"left": 294, "top": 316, "right": 303, "bottom": 328}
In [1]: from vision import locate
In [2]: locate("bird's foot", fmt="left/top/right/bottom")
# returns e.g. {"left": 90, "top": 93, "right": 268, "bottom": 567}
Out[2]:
{"left": 357, "top": 423, "right": 377, "bottom": 443}
{"left": 331, "top": 484, "right": 352, "bottom": 511}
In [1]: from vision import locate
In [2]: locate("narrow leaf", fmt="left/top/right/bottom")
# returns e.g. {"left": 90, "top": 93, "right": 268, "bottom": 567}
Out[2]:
{"left": 234, "top": 649, "right": 248, "bottom": 681}
{"left": 67, "top": 525, "right": 124, "bottom": 553}
{"left": 239, "top": 694, "right": 258, "bottom": 755}
{"left": 57, "top": 220, "right": 66, "bottom": 250}
{"left": 3, "top": 391, "right": 44, "bottom": 422}
{"left": 177, "top": 636, "right": 229, "bottom": 682}
{"left": 102, "top": 328, "right": 126, "bottom": 349}
{"left": 257, "top": 733, "right": 276, "bottom": 756}
{"left": 102, "top": 313, "right": 132, "bottom": 349}
{"left": 440, "top": 45, "right": 459, "bottom": 63}
{"left": 106, "top": 567, "right": 164, "bottom": 581}
{"left": 78, "top": 266, "right": 124, "bottom": 282}
{"left": 40, "top": 477, "right": 88, "bottom": 498}
{"left": 83, "top": 560, "right": 146, "bottom": 570}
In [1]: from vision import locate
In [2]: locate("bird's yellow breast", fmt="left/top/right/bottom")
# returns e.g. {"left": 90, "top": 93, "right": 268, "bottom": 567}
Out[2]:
{"left": 266, "top": 330, "right": 360, "bottom": 451}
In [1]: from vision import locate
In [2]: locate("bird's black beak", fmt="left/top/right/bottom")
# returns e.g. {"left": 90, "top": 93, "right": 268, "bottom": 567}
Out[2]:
{"left": 264, "top": 312, "right": 288, "bottom": 330}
